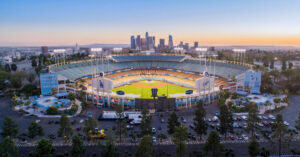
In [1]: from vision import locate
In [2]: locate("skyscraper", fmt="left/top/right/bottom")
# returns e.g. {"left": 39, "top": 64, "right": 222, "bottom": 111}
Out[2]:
{"left": 159, "top": 39, "right": 165, "bottom": 49}
{"left": 179, "top": 41, "right": 183, "bottom": 47}
{"left": 168, "top": 35, "right": 173, "bottom": 49}
{"left": 145, "top": 32, "right": 149, "bottom": 50}
{"left": 194, "top": 42, "right": 199, "bottom": 48}
{"left": 136, "top": 35, "right": 141, "bottom": 50}
{"left": 130, "top": 36, "right": 136, "bottom": 49}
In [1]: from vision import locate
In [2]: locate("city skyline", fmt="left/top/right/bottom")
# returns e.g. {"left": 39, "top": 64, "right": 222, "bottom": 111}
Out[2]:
{"left": 0, "top": 0, "right": 300, "bottom": 46}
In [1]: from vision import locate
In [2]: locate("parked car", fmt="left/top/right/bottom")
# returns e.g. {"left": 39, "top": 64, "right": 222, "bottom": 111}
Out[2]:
{"left": 152, "top": 136, "right": 157, "bottom": 143}
{"left": 152, "top": 128, "right": 156, "bottom": 134}
{"left": 181, "top": 117, "right": 187, "bottom": 123}
{"left": 241, "top": 116, "right": 247, "bottom": 120}
{"left": 48, "top": 134, "right": 56, "bottom": 140}
{"left": 262, "top": 121, "right": 269, "bottom": 127}
{"left": 189, "top": 124, "right": 195, "bottom": 129}
{"left": 160, "top": 118, "right": 165, "bottom": 123}
{"left": 284, "top": 121, "right": 289, "bottom": 126}
{"left": 258, "top": 115, "right": 263, "bottom": 120}
{"left": 263, "top": 116, "right": 269, "bottom": 120}
{"left": 257, "top": 123, "right": 264, "bottom": 127}
{"left": 269, "top": 115, "right": 276, "bottom": 120}
{"left": 229, "top": 135, "right": 235, "bottom": 140}
{"left": 241, "top": 134, "right": 248, "bottom": 140}
{"left": 212, "top": 116, "right": 218, "bottom": 122}
{"left": 35, "top": 120, "right": 41, "bottom": 123}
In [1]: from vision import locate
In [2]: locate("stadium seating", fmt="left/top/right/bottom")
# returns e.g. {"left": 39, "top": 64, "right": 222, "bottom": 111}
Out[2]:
{"left": 50, "top": 58, "right": 249, "bottom": 81}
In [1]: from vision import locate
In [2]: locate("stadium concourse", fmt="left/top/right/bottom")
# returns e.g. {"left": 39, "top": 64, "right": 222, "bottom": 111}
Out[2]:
{"left": 50, "top": 54, "right": 249, "bottom": 110}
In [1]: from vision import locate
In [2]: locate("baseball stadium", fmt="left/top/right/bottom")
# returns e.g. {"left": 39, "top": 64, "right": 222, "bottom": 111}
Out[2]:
{"left": 50, "top": 54, "right": 249, "bottom": 110}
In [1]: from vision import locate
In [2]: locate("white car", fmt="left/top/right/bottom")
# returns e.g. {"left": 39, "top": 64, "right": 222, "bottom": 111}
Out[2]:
{"left": 242, "top": 134, "right": 248, "bottom": 140}
{"left": 258, "top": 115, "right": 262, "bottom": 120}
{"left": 269, "top": 115, "right": 276, "bottom": 120}
{"left": 152, "top": 127, "right": 156, "bottom": 134}
{"left": 152, "top": 136, "right": 157, "bottom": 143}
{"left": 263, "top": 116, "right": 269, "bottom": 120}
{"left": 35, "top": 120, "right": 40, "bottom": 123}
{"left": 284, "top": 121, "right": 289, "bottom": 126}
{"left": 241, "top": 116, "right": 248, "bottom": 120}
{"left": 79, "top": 119, "right": 85, "bottom": 123}
{"left": 212, "top": 116, "right": 218, "bottom": 122}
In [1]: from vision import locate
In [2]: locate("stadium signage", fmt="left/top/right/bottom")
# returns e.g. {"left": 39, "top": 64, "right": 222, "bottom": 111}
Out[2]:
{"left": 185, "top": 90, "right": 193, "bottom": 95}
{"left": 116, "top": 90, "right": 125, "bottom": 95}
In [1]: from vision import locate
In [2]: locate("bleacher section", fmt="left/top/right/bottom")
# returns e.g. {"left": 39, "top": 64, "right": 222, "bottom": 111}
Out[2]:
{"left": 111, "top": 55, "right": 185, "bottom": 62}
{"left": 50, "top": 59, "right": 249, "bottom": 81}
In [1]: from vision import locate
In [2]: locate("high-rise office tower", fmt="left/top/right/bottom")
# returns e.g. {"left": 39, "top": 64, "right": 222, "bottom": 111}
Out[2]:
{"left": 159, "top": 39, "right": 165, "bottom": 49}
{"left": 141, "top": 38, "right": 147, "bottom": 51}
{"left": 179, "top": 41, "right": 184, "bottom": 47}
{"left": 130, "top": 36, "right": 136, "bottom": 49}
{"left": 184, "top": 43, "right": 189, "bottom": 50}
{"left": 136, "top": 35, "right": 141, "bottom": 50}
{"left": 145, "top": 32, "right": 149, "bottom": 50}
{"left": 168, "top": 35, "right": 173, "bottom": 49}
{"left": 148, "top": 36, "right": 155, "bottom": 50}
{"left": 194, "top": 42, "right": 199, "bottom": 48}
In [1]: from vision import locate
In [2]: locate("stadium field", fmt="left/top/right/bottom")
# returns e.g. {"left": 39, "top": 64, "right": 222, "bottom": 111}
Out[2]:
{"left": 111, "top": 80, "right": 195, "bottom": 99}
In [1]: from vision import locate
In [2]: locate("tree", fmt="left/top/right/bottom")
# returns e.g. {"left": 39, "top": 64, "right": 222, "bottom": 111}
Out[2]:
{"left": 34, "top": 138, "right": 55, "bottom": 157}
{"left": 135, "top": 135, "right": 154, "bottom": 157}
{"left": 70, "top": 134, "right": 85, "bottom": 157}
{"left": 248, "top": 139, "right": 260, "bottom": 157}
{"left": 4, "top": 64, "right": 11, "bottom": 73}
{"left": 115, "top": 104, "right": 127, "bottom": 142}
{"left": 193, "top": 101, "right": 207, "bottom": 140}
{"left": 57, "top": 114, "right": 73, "bottom": 138}
{"left": 1, "top": 116, "right": 18, "bottom": 138}
{"left": 203, "top": 131, "right": 224, "bottom": 157}
{"left": 46, "top": 106, "right": 59, "bottom": 115}
{"left": 140, "top": 108, "right": 152, "bottom": 136}
{"left": 271, "top": 114, "right": 289, "bottom": 157}
{"left": 10, "top": 64, "right": 17, "bottom": 71}
{"left": 32, "top": 59, "right": 37, "bottom": 67}
{"left": 28, "top": 122, "right": 44, "bottom": 138}
{"left": 67, "top": 92, "right": 76, "bottom": 101}
{"left": 83, "top": 117, "right": 98, "bottom": 136}
{"left": 173, "top": 125, "right": 188, "bottom": 157}
{"left": 22, "top": 84, "right": 39, "bottom": 96}
{"left": 0, "top": 137, "right": 19, "bottom": 157}
{"left": 247, "top": 104, "right": 260, "bottom": 137}
{"left": 270, "top": 59, "right": 274, "bottom": 69}
{"left": 219, "top": 105, "right": 233, "bottom": 139}
{"left": 260, "top": 147, "right": 270, "bottom": 157}
{"left": 101, "top": 128, "right": 119, "bottom": 157}
{"left": 282, "top": 58, "right": 287, "bottom": 71}
{"left": 27, "top": 72, "right": 35, "bottom": 83}
{"left": 288, "top": 62, "right": 293, "bottom": 69}
{"left": 167, "top": 112, "right": 180, "bottom": 134}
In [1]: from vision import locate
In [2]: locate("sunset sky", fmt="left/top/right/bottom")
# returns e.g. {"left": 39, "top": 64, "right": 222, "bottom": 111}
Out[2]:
{"left": 0, "top": 0, "right": 300, "bottom": 46}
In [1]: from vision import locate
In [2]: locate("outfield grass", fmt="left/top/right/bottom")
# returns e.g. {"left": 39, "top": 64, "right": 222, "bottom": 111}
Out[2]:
{"left": 111, "top": 80, "right": 195, "bottom": 99}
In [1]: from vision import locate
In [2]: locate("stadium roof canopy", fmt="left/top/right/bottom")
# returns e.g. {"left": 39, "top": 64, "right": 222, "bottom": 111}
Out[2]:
{"left": 111, "top": 55, "right": 186, "bottom": 62}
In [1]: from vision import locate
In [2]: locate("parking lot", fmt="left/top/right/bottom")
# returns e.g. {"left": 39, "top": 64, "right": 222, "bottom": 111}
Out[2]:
{"left": 1, "top": 96, "right": 300, "bottom": 145}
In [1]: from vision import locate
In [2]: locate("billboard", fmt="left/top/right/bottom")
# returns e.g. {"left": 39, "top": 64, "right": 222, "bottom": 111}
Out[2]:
{"left": 40, "top": 73, "right": 58, "bottom": 95}
{"left": 92, "top": 77, "right": 113, "bottom": 92}
{"left": 244, "top": 71, "right": 261, "bottom": 94}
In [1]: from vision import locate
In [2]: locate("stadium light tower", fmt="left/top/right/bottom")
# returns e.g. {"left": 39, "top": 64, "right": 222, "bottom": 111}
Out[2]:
{"left": 196, "top": 47, "right": 209, "bottom": 104}
{"left": 91, "top": 48, "right": 103, "bottom": 105}
{"left": 233, "top": 49, "right": 246, "bottom": 65}
{"left": 53, "top": 49, "right": 66, "bottom": 66}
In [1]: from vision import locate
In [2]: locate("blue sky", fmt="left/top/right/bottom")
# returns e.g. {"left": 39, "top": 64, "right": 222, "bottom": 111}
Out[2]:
{"left": 0, "top": 0, "right": 300, "bottom": 46}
